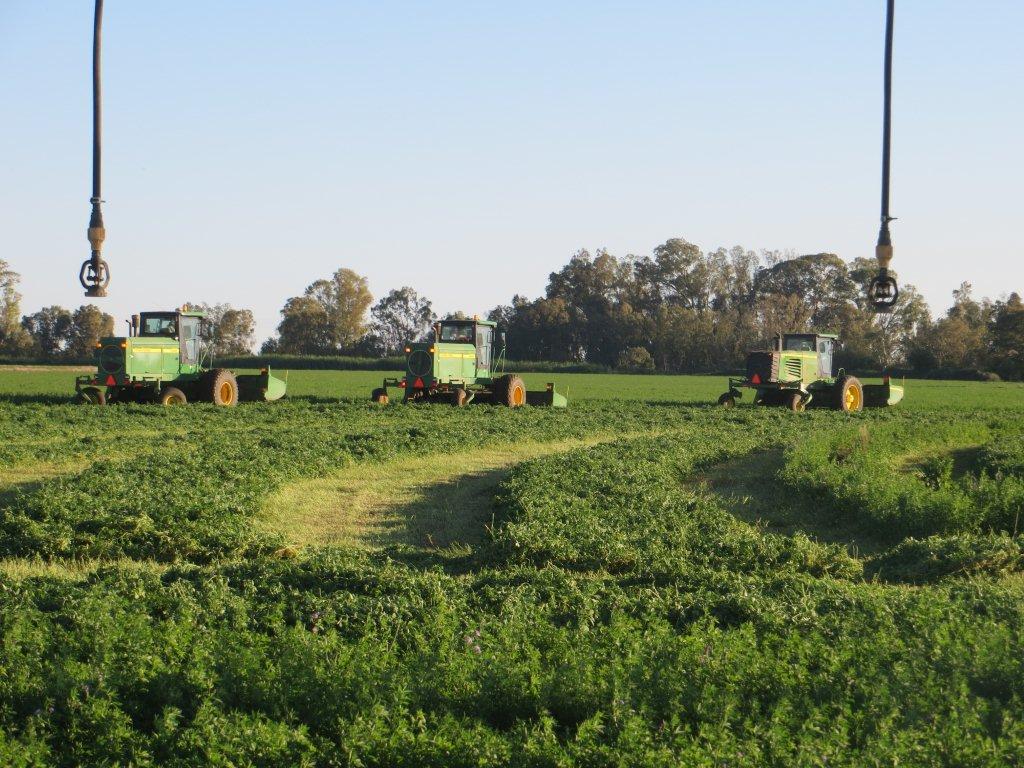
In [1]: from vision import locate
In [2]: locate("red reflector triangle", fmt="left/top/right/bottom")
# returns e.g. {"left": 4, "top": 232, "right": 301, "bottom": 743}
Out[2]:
{"left": 413, "top": 377, "right": 424, "bottom": 389}
{"left": 106, "top": 375, "right": 116, "bottom": 386}
{"left": 751, "top": 373, "right": 761, "bottom": 384}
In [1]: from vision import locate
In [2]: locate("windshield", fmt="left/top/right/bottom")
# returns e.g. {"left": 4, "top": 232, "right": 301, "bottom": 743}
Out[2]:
{"left": 140, "top": 313, "right": 179, "bottom": 338}
{"left": 782, "top": 335, "right": 816, "bottom": 352}
{"left": 439, "top": 322, "right": 474, "bottom": 343}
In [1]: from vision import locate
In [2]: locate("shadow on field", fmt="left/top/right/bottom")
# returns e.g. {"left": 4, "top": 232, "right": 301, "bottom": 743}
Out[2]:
{"left": 368, "top": 466, "right": 512, "bottom": 573}
{"left": 0, "top": 483, "right": 33, "bottom": 510}
{"left": 0, "top": 476, "right": 55, "bottom": 518}
{"left": 697, "top": 448, "right": 889, "bottom": 558}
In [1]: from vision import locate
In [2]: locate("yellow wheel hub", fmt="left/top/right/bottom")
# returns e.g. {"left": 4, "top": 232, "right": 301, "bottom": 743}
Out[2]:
{"left": 845, "top": 385, "right": 862, "bottom": 411}
{"left": 220, "top": 382, "right": 233, "bottom": 403}
{"left": 512, "top": 386, "right": 525, "bottom": 406}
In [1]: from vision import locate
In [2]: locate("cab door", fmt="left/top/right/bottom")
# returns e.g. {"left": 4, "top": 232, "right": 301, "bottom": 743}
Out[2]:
{"left": 817, "top": 338, "right": 834, "bottom": 378}
{"left": 179, "top": 316, "right": 199, "bottom": 369}
{"left": 476, "top": 325, "right": 493, "bottom": 375}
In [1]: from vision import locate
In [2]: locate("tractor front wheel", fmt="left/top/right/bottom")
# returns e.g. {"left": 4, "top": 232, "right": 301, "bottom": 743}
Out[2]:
{"left": 77, "top": 386, "right": 106, "bottom": 405}
{"left": 492, "top": 375, "right": 526, "bottom": 407}
{"left": 835, "top": 375, "right": 864, "bottom": 413}
{"left": 203, "top": 369, "right": 239, "bottom": 407}
{"left": 717, "top": 392, "right": 736, "bottom": 408}
{"left": 371, "top": 387, "right": 389, "bottom": 405}
{"left": 785, "top": 392, "right": 806, "bottom": 412}
{"left": 159, "top": 387, "right": 188, "bottom": 406}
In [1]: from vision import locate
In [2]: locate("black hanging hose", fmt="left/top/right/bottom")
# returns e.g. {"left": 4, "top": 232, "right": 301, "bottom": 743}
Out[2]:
{"left": 80, "top": 0, "right": 110, "bottom": 297}
{"left": 868, "top": 0, "right": 898, "bottom": 311}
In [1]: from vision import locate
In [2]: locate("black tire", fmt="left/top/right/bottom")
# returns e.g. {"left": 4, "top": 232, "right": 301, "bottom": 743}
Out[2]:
{"left": 492, "top": 374, "right": 526, "bottom": 407}
{"left": 203, "top": 369, "right": 238, "bottom": 407}
{"left": 785, "top": 391, "right": 806, "bottom": 412}
{"left": 77, "top": 386, "right": 106, "bottom": 405}
{"left": 452, "top": 387, "right": 468, "bottom": 407}
{"left": 371, "top": 387, "right": 389, "bottom": 405}
{"left": 159, "top": 387, "right": 188, "bottom": 406}
{"left": 717, "top": 392, "right": 736, "bottom": 408}
{"left": 834, "top": 375, "right": 864, "bottom": 413}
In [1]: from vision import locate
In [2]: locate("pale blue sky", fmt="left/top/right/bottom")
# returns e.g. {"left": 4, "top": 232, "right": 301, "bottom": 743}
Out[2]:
{"left": 2, "top": 1, "right": 1021, "bottom": 344}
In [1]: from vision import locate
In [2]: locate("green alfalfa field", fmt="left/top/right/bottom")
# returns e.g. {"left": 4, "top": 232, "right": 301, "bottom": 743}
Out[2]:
{"left": 2, "top": 366, "right": 1024, "bottom": 766}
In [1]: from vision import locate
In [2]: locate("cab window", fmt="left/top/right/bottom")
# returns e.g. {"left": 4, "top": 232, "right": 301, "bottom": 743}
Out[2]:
{"left": 440, "top": 322, "right": 474, "bottom": 343}
{"left": 782, "top": 335, "right": 815, "bottom": 352}
{"left": 140, "top": 313, "right": 179, "bottom": 338}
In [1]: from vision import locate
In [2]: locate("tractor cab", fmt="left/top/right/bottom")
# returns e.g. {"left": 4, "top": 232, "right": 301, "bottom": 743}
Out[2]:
{"left": 778, "top": 333, "right": 836, "bottom": 378}
{"left": 138, "top": 311, "right": 198, "bottom": 339}
{"left": 437, "top": 319, "right": 496, "bottom": 371}
{"left": 136, "top": 310, "right": 206, "bottom": 370}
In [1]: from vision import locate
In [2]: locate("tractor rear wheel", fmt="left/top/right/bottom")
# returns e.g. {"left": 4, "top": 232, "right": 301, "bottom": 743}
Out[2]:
{"left": 370, "top": 387, "right": 389, "bottom": 405}
{"left": 835, "top": 375, "right": 864, "bottom": 412}
{"left": 493, "top": 375, "right": 526, "bottom": 407}
{"left": 785, "top": 392, "right": 806, "bottom": 412}
{"left": 717, "top": 392, "right": 736, "bottom": 408}
{"left": 203, "top": 369, "right": 239, "bottom": 407}
{"left": 77, "top": 386, "right": 106, "bottom": 405}
{"left": 452, "top": 387, "right": 468, "bottom": 407}
{"left": 159, "top": 387, "right": 188, "bottom": 406}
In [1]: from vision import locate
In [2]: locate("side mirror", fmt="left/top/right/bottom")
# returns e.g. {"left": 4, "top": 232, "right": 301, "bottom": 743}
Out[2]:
{"left": 500, "top": 332, "right": 507, "bottom": 347}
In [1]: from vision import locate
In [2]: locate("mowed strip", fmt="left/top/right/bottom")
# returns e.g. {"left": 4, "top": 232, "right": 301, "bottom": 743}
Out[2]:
{"left": 0, "top": 462, "right": 88, "bottom": 491}
{"left": 0, "top": 557, "right": 167, "bottom": 580}
{"left": 264, "top": 435, "right": 626, "bottom": 551}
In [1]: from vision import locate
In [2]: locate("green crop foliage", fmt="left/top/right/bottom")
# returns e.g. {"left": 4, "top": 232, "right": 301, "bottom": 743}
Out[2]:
{"left": 1, "top": 368, "right": 1023, "bottom": 764}
{"left": 781, "top": 415, "right": 1024, "bottom": 541}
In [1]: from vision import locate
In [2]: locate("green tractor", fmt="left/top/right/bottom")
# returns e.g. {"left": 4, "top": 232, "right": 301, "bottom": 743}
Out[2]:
{"left": 75, "top": 307, "right": 287, "bottom": 406}
{"left": 718, "top": 332, "right": 904, "bottom": 412}
{"left": 371, "top": 318, "right": 567, "bottom": 407}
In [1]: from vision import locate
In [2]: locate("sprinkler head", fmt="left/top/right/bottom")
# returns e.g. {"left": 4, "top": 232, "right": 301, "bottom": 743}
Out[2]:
{"left": 80, "top": 256, "right": 110, "bottom": 297}
{"left": 81, "top": 197, "right": 110, "bottom": 296}
{"left": 867, "top": 270, "right": 898, "bottom": 312}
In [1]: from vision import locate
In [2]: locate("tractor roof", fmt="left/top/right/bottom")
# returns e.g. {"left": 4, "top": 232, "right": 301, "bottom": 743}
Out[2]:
{"left": 784, "top": 331, "right": 839, "bottom": 340}
{"left": 141, "top": 309, "right": 206, "bottom": 318}
{"left": 440, "top": 318, "right": 496, "bottom": 327}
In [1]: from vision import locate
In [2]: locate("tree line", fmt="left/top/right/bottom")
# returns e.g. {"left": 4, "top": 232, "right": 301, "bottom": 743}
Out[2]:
{"left": 3, "top": 241, "right": 1023, "bottom": 378}
{"left": 254, "top": 240, "right": 1023, "bottom": 378}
